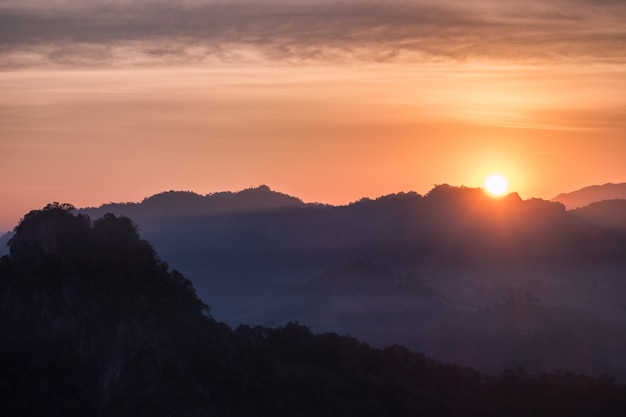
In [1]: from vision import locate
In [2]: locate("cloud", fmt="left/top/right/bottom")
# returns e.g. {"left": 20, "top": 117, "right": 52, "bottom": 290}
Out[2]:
{"left": 1, "top": 0, "right": 626, "bottom": 68}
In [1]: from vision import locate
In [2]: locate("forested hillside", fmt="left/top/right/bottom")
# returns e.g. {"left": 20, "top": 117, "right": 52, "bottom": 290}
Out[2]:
{"left": 70, "top": 186, "right": 626, "bottom": 379}
{"left": 2, "top": 203, "right": 626, "bottom": 416}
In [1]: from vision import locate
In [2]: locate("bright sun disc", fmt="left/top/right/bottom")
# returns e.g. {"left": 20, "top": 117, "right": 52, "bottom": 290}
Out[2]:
{"left": 484, "top": 174, "right": 509, "bottom": 196}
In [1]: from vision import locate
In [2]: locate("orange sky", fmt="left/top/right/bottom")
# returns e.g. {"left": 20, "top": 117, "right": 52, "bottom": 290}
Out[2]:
{"left": 1, "top": 0, "right": 626, "bottom": 231}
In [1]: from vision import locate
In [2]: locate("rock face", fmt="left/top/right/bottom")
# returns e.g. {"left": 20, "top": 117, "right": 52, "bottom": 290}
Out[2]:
{"left": 8, "top": 203, "right": 89, "bottom": 261}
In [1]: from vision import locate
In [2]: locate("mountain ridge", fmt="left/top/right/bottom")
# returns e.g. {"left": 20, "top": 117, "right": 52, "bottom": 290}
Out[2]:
{"left": 78, "top": 185, "right": 307, "bottom": 224}
{"left": 4, "top": 186, "right": 626, "bottom": 381}
{"left": 571, "top": 199, "right": 626, "bottom": 232}
{"left": 552, "top": 182, "right": 626, "bottom": 209}
{"left": 5, "top": 204, "right": 626, "bottom": 415}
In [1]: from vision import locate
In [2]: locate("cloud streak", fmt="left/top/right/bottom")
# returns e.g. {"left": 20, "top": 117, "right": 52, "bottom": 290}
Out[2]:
{"left": 2, "top": 0, "right": 626, "bottom": 68}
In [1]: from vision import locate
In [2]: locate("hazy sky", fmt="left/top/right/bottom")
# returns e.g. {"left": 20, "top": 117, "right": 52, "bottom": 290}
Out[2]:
{"left": 2, "top": 0, "right": 626, "bottom": 230}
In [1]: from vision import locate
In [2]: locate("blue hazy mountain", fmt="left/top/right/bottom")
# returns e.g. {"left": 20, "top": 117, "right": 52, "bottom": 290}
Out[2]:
{"left": 73, "top": 185, "right": 626, "bottom": 378}
{"left": 552, "top": 182, "right": 626, "bottom": 209}
{"left": 5, "top": 204, "right": 626, "bottom": 416}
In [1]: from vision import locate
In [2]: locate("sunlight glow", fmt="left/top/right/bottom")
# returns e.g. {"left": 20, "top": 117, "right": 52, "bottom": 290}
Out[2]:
{"left": 484, "top": 174, "right": 509, "bottom": 196}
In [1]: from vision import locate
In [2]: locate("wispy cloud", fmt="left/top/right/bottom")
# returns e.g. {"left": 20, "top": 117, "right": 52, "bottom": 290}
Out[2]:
{"left": 1, "top": 0, "right": 626, "bottom": 68}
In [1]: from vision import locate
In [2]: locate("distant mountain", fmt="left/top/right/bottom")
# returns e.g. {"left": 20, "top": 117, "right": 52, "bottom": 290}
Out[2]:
{"left": 552, "top": 183, "right": 626, "bottom": 209}
{"left": 36, "top": 184, "right": 626, "bottom": 380}
{"left": 77, "top": 184, "right": 626, "bottom": 325}
{"left": 79, "top": 185, "right": 307, "bottom": 224}
{"left": 571, "top": 199, "right": 626, "bottom": 232}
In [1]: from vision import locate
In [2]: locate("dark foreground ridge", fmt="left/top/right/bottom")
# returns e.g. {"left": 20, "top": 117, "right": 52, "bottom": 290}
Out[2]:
{"left": 1, "top": 203, "right": 626, "bottom": 416}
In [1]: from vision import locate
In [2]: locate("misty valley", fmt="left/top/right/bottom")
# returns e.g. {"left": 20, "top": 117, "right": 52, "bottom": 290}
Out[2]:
{"left": 77, "top": 184, "right": 626, "bottom": 378}
{"left": 2, "top": 184, "right": 626, "bottom": 415}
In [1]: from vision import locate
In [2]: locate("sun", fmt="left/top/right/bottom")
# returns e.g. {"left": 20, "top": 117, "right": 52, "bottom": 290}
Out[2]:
{"left": 484, "top": 174, "right": 509, "bottom": 196}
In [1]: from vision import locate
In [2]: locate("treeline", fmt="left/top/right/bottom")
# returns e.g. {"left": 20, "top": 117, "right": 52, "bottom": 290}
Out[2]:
{"left": 1, "top": 204, "right": 625, "bottom": 416}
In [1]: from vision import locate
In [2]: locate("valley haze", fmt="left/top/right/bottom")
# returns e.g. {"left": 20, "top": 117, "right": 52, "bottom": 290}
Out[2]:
{"left": 4, "top": 183, "right": 625, "bottom": 380}
{"left": 3, "top": 201, "right": 626, "bottom": 415}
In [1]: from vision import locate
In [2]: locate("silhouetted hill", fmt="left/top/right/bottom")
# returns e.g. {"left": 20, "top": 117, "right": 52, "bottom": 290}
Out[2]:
{"left": 121, "top": 184, "right": 622, "bottom": 279}
{"left": 3, "top": 204, "right": 626, "bottom": 416}
{"left": 571, "top": 199, "right": 626, "bottom": 232}
{"left": 72, "top": 185, "right": 626, "bottom": 379}
{"left": 552, "top": 183, "right": 626, "bottom": 209}
{"left": 0, "top": 203, "right": 217, "bottom": 416}
{"left": 80, "top": 185, "right": 306, "bottom": 224}
{"left": 77, "top": 184, "right": 626, "bottom": 324}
